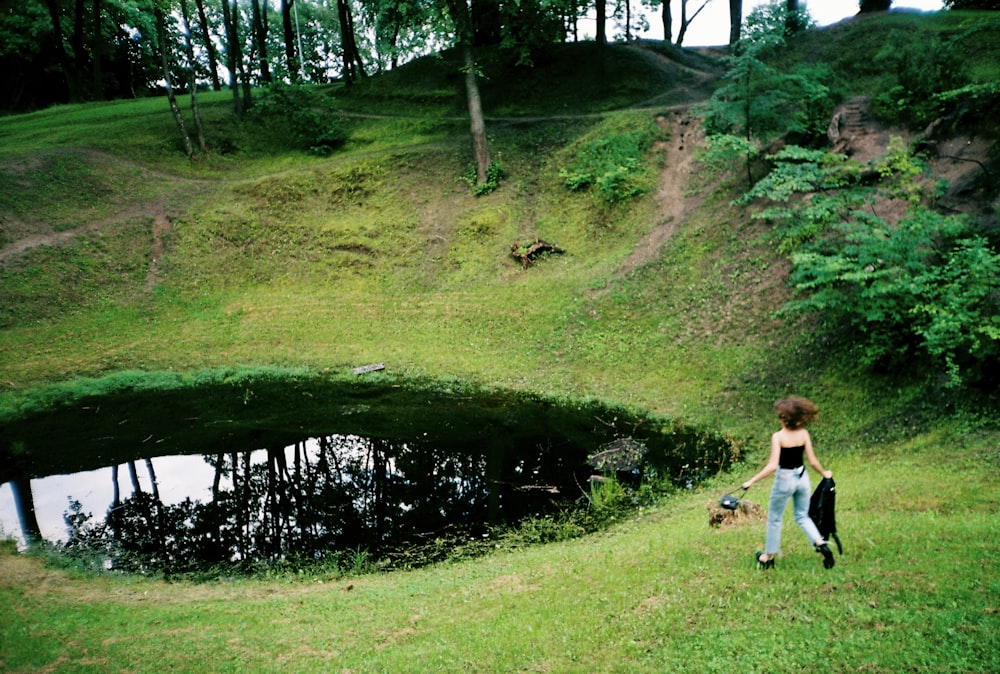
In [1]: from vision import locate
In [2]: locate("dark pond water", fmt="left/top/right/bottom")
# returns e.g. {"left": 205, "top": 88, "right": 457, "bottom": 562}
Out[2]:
{"left": 0, "top": 375, "right": 741, "bottom": 574}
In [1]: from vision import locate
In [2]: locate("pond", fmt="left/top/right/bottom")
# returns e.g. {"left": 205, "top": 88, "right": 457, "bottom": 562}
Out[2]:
{"left": 0, "top": 373, "right": 742, "bottom": 575}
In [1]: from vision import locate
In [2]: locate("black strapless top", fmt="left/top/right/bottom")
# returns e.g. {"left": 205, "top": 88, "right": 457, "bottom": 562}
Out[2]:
{"left": 779, "top": 445, "right": 805, "bottom": 469}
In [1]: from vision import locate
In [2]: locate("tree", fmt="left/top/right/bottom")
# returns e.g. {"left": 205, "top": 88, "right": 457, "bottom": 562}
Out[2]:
{"left": 596, "top": 0, "right": 607, "bottom": 44}
{"left": 193, "top": 0, "right": 222, "bottom": 90}
{"left": 9, "top": 477, "right": 43, "bottom": 545}
{"left": 154, "top": 2, "right": 194, "bottom": 157}
{"left": 702, "top": 0, "right": 828, "bottom": 184}
{"left": 280, "top": 0, "right": 299, "bottom": 79}
{"left": 250, "top": 0, "right": 271, "bottom": 83}
{"left": 785, "top": 0, "right": 803, "bottom": 33}
{"left": 858, "top": 0, "right": 892, "bottom": 12}
{"left": 337, "top": 0, "right": 367, "bottom": 84}
{"left": 660, "top": 0, "right": 671, "bottom": 42}
{"left": 445, "top": 0, "right": 492, "bottom": 189}
{"left": 221, "top": 0, "right": 250, "bottom": 114}
{"left": 675, "top": 0, "right": 713, "bottom": 46}
{"left": 42, "top": 0, "right": 81, "bottom": 101}
{"left": 729, "top": 0, "right": 742, "bottom": 44}
{"left": 944, "top": 0, "right": 1000, "bottom": 8}
{"left": 179, "top": 0, "right": 208, "bottom": 153}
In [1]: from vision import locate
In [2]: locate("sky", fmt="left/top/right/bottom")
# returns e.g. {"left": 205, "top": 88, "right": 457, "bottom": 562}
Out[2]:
{"left": 590, "top": 0, "right": 947, "bottom": 46}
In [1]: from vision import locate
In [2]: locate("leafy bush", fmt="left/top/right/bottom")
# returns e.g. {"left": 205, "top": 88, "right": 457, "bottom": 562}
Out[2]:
{"left": 461, "top": 158, "right": 506, "bottom": 196}
{"left": 872, "top": 36, "right": 971, "bottom": 126}
{"left": 248, "top": 82, "right": 347, "bottom": 156}
{"left": 931, "top": 80, "right": 1000, "bottom": 133}
{"left": 744, "top": 140, "right": 1000, "bottom": 389}
{"left": 559, "top": 130, "right": 653, "bottom": 203}
{"left": 700, "top": 2, "right": 834, "bottom": 184}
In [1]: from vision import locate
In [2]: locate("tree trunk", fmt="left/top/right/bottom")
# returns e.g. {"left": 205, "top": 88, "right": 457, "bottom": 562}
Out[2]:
{"left": 595, "top": 0, "right": 606, "bottom": 45}
{"left": 92, "top": 0, "right": 103, "bottom": 97}
{"left": 234, "top": 0, "right": 252, "bottom": 110}
{"left": 180, "top": 0, "right": 208, "bottom": 153}
{"left": 677, "top": 0, "right": 712, "bottom": 47}
{"left": 194, "top": 0, "right": 222, "bottom": 90}
{"left": 221, "top": 0, "right": 243, "bottom": 116}
{"left": 785, "top": 0, "right": 801, "bottom": 34}
{"left": 155, "top": 6, "right": 195, "bottom": 157}
{"left": 212, "top": 454, "right": 223, "bottom": 499}
{"left": 337, "top": 0, "right": 355, "bottom": 85}
{"left": 463, "top": 44, "right": 491, "bottom": 184}
{"left": 72, "top": 0, "right": 86, "bottom": 97}
{"left": 470, "top": 0, "right": 501, "bottom": 45}
{"left": 111, "top": 465, "right": 121, "bottom": 508}
{"left": 42, "top": 0, "right": 80, "bottom": 102}
{"left": 251, "top": 0, "right": 272, "bottom": 83}
{"left": 337, "top": 0, "right": 362, "bottom": 83}
{"left": 145, "top": 458, "right": 160, "bottom": 501}
{"left": 9, "top": 478, "right": 42, "bottom": 545}
{"left": 729, "top": 0, "right": 742, "bottom": 45}
{"left": 662, "top": 0, "right": 672, "bottom": 43}
{"left": 281, "top": 0, "right": 299, "bottom": 80}
{"left": 342, "top": 0, "right": 367, "bottom": 80}
{"left": 448, "top": 0, "right": 492, "bottom": 186}
{"left": 678, "top": 0, "right": 688, "bottom": 45}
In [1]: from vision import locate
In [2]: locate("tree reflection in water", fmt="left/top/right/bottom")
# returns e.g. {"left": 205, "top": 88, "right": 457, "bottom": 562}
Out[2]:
{"left": 60, "top": 434, "right": 579, "bottom": 575}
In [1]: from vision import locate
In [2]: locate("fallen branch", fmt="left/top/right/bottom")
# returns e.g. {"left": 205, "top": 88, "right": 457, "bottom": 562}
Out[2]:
{"left": 510, "top": 238, "right": 565, "bottom": 268}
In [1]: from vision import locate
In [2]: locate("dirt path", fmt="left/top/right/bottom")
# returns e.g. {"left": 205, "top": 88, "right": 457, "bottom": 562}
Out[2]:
{"left": 614, "top": 108, "right": 705, "bottom": 277}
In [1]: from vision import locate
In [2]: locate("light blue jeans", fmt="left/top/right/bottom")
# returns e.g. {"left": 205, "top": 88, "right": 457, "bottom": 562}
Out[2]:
{"left": 765, "top": 467, "right": 822, "bottom": 555}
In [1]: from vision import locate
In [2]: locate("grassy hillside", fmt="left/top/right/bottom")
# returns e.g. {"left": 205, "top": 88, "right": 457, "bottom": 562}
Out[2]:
{"left": 1, "top": 11, "right": 999, "bottom": 672}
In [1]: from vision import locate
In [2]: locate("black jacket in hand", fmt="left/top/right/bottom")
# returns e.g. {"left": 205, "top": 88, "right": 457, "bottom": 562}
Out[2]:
{"left": 809, "top": 476, "right": 842, "bottom": 555}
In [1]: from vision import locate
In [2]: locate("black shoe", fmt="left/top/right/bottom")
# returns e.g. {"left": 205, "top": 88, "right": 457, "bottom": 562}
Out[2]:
{"left": 816, "top": 543, "right": 835, "bottom": 569}
{"left": 755, "top": 552, "right": 774, "bottom": 570}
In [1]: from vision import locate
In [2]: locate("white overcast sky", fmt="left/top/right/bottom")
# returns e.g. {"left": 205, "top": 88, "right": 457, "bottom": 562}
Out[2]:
{"left": 590, "top": 0, "right": 947, "bottom": 46}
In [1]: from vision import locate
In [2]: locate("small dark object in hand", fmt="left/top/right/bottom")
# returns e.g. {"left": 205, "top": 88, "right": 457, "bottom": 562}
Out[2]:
{"left": 720, "top": 493, "right": 740, "bottom": 510}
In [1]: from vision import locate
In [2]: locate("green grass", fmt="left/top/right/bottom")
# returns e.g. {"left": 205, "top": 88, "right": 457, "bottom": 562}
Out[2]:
{"left": 1, "top": 14, "right": 999, "bottom": 673}
{"left": 2, "top": 431, "right": 997, "bottom": 672}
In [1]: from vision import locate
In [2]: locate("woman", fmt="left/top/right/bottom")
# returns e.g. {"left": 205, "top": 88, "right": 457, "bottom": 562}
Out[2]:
{"left": 741, "top": 396, "right": 835, "bottom": 570}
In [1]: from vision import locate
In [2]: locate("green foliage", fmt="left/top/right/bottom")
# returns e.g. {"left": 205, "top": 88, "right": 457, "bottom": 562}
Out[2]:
{"left": 872, "top": 36, "right": 971, "bottom": 126}
{"left": 461, "top": 159, "right": 506, "bottom": 196}
{"left": 700, "top": 2, "right": 834, "bottom": 186}
{"left": 248, "top": 82, "right": 347, "bottom": 156}
{"left": 931, "top": 80, "right": 1000, "bottom": 132}
{"left": 746, "top": 140, "right": 1000, "bottom": 388}
{"left": 784, "top": 209, "right": 1000, "bottom": 386}
{"left": 559, "top": 127, "right": 654, "bottom": 203}
{"left": 588, "top": 475, "right": 628, "bottom": 511}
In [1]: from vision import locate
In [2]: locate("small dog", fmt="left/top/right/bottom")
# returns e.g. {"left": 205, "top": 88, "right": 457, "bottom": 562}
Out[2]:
{"left": 708, "top": 499, "right": 765, "bottom": 528}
